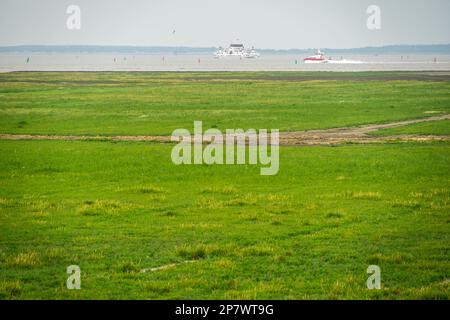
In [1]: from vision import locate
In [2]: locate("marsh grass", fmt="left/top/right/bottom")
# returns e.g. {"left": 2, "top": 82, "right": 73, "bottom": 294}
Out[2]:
{"left": 0, "top": 280, "right": 21, "bottom": 299}
{"left": 201, "top": 186, "right": 238, "bottom": 195}
{"left": 410, "top": 279, "right": 450, "bottom": 300}
{"left": 0, "top": 72, "right": 449, "bottom": 299}
{"left": 117, "top": 184, "right": 166, "bottom": 194}
{"left": 175, "top": 243, "right": 282, "bottom": 260}
{"left": 0, "top": 140, "right": 448, "bottom": 299}
{"left": 76, "top": 200, "right": 136, "bottom": 216}
{"left": 320, "top": 191, "right": 382, "bottom": 200}
{"left": 1, "top": 252, "right": 41, "bottom": 267}
{"left": 1, "top": 72, "right": 449, "bottom": 136}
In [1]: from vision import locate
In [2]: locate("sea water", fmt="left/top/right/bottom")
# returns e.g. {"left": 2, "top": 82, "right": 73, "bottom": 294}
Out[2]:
{"left": 1, "top": 53, "right": 449, "bottom": 72}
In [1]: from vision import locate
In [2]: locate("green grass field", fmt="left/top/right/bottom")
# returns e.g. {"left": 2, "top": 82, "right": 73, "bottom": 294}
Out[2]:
{"left": 1, "top": 72, "right": 449, "bottom": 135}
{"left": 0, "top": 72, "right": 449, "bottom": 299}
{"left": 371, "top": 119, "right": 450, "bottom": 136}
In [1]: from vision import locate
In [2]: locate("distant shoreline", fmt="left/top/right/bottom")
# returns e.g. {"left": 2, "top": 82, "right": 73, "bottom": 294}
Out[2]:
{"left": 1, "top": 44, "right": 450, "bottom": 55}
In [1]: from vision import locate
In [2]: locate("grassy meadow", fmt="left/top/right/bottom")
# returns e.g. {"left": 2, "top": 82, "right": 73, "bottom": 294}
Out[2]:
{"left": 0, "top": 71, "right": 449, "bottom": 299}
{"left": 1, "top": 72, "right": 450, "bottom": 135}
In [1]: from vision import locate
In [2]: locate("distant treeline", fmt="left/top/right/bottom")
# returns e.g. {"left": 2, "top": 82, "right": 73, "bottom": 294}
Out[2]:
{"left": 1, "top": 44, "right": 449, "bottom": 55}
{"left": 267, "top": 44, "right": 450, "bottom": 55}
{"left": 0, "top": 46, "right": 215, "bottom": 55}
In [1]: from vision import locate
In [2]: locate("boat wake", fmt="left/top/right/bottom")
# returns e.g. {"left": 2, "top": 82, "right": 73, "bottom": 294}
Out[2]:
{"left": 326, "top": 59, "right": 363, "bottom": 64}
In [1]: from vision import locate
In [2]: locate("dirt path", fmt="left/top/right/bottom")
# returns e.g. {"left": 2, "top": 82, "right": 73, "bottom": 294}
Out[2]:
{"left": 0, "top": 134, "right": 172, "bottom": 143}
{"left": 0, "top": 114, "right": 449, "bottom": 146}
{"left": 279, "top": 114, "right": 450, "bottom": 146}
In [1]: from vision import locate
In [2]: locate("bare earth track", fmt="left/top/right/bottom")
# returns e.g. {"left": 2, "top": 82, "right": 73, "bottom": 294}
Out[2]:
{"left": 279, "top": 114, "right": 450, "bottom": 146}
{"left": 1, "top": 114, "right": 449, "bottom": 146}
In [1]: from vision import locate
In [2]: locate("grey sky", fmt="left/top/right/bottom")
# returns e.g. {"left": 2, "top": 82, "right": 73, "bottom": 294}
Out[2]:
{"left": 0, "top": 0, "right": 449, "bottom": 49}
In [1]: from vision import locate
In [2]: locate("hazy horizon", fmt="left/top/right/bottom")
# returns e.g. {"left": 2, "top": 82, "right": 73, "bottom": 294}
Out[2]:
{"left": 2, "top": 44, "right": 450, "bottom": 52}
{"left": 1, "top": 0, "right": 450, "bottom": 49}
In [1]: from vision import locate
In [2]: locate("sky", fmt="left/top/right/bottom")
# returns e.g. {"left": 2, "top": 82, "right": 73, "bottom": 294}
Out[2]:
{"left": 0, "top": 0, "right": 449, "bottom": 49}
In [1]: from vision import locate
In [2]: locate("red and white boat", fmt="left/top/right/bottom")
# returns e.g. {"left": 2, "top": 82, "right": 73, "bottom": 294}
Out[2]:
{"left": 303, "top": 49, "right": 328, "bottom": 63}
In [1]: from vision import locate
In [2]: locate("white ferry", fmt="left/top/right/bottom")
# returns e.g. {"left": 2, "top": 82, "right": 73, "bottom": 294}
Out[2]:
{"left": 214, "top": 41, "right": 260, "bottom": 59}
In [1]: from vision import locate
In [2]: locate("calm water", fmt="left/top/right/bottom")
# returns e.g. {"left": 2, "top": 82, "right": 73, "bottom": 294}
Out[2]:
{"left": 1, "top": 53, "right": 450, "bottom": 72}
